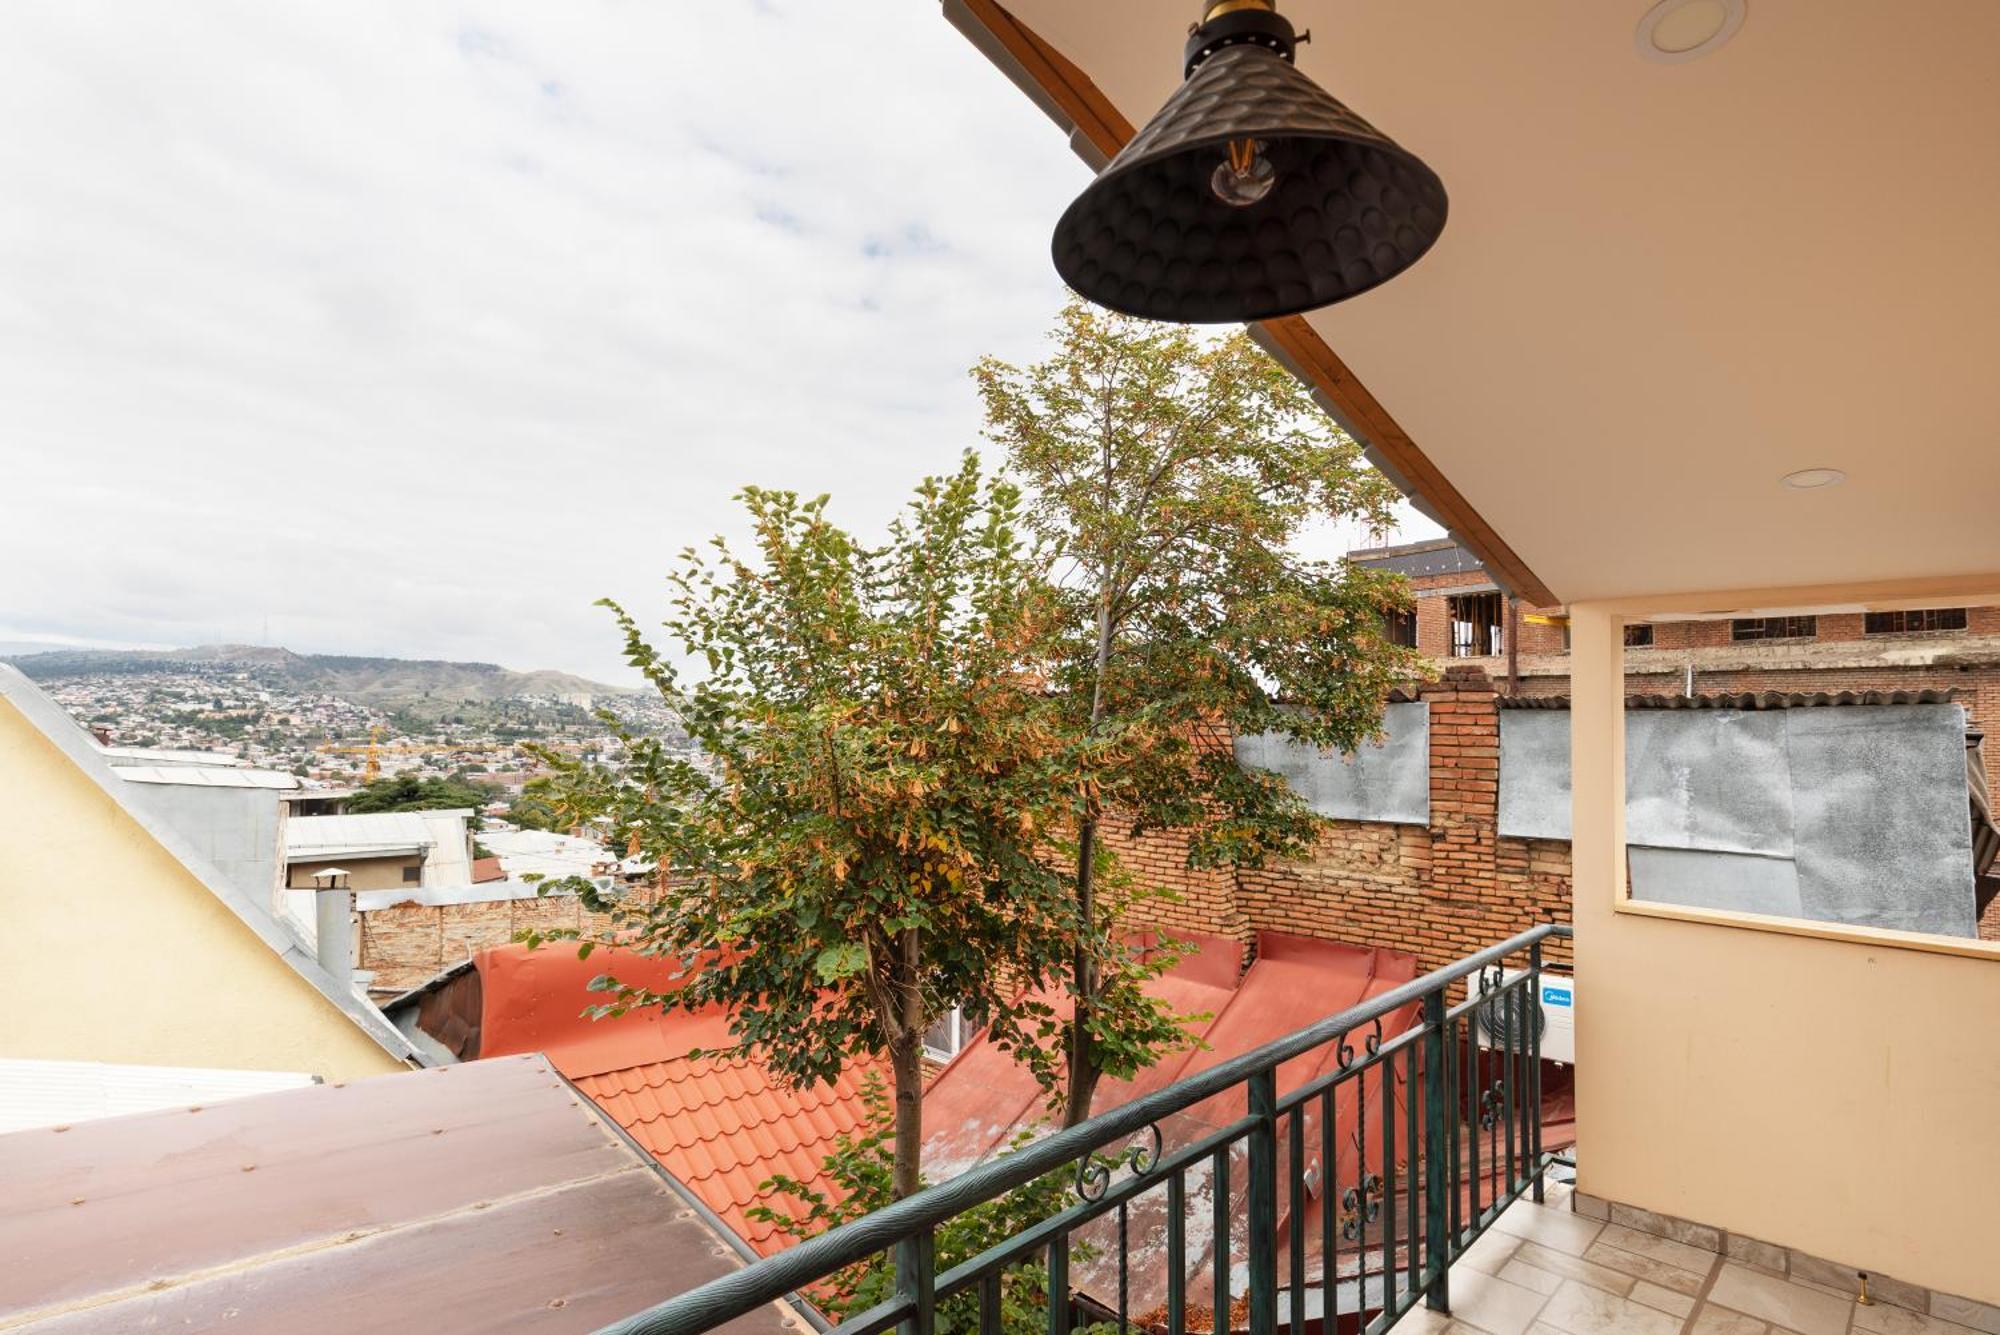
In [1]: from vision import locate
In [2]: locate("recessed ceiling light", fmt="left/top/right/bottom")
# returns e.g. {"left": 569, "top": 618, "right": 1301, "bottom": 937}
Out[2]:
{"left": 1636, "top": 0, "right": 1746, "bottom": 64}
{"left": 1782, "top": 467, "right": 1846, "bottom": 490}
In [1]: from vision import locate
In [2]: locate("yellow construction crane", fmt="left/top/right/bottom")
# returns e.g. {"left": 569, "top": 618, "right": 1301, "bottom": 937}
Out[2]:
{"left": 315, "top": 725, "right": 463, "bottom": 782}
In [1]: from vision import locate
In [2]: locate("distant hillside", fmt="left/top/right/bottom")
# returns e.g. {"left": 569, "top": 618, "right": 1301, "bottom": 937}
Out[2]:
{"left": 3, "top": 643, "right": 636, "bottom": 705}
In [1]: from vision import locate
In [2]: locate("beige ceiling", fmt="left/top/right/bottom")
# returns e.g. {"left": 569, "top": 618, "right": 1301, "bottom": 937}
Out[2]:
{"left": 990, "top": 1, "right": 2000, "bottom": 605}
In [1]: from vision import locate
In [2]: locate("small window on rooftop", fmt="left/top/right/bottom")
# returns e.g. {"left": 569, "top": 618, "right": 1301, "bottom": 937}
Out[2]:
{"left": 1732, "top": 616, "right": 1817, "bottom": 642}
{"left": 1448, "top": 592, "right": 1504, "bottom": 658}
{"left": 1863, "top": 608, "right": 1966, "bottom": 634}
{"left": 402, "top": 865, "right": 421, "bottom": 884}
{"left": 923, "top": 1007, "right": 971, "bottom": 1062}
{"left": 1623, "top": 623, "right": 1655, "bottom": 648}
{"left": 1384, "top": 607, "right": 1417, "bottom": 649}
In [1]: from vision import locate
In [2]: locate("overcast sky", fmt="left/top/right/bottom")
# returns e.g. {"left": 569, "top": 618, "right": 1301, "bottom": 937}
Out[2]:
{"left": 0, "top": 2, "right": 1433, "bottom": 684}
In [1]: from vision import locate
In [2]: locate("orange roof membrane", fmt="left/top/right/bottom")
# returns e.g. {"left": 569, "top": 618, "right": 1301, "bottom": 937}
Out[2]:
{"left": 473, "top": 944, "right": 881, "bottom": 1256}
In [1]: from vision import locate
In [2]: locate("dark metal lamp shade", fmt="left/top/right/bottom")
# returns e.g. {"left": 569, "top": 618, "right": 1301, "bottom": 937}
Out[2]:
{"left": 1052, "top": 14, "right": 1448, "bottom": 324}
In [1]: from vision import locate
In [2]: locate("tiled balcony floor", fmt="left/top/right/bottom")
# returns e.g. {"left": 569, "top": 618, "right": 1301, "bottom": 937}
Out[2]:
{"left": 1391, "top": 1182, "right": 1981, "bottom": 1335}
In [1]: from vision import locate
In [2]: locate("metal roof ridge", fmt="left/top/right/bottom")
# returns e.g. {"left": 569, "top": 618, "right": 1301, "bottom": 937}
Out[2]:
{"left": 0, "top": 664, "right": 423, "bottom": 1067}
{"left": 1343, "top": 536, "right": 1466, "bottom": 561}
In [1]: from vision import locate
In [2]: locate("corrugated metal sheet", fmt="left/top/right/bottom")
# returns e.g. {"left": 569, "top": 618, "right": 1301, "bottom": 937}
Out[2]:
{"left": 285, "top": 810, "right": 439, "bottom": 854}
{"left": 0, "top": 1054, "right": 790, "bottom": 1335}
{"left": 0, "top": 1059, "right": 313, "bottom": 1134}
{"left": 1236, "top": 701, "right": 1431, "bottom": 826}
{"left": 1496, "top": 688, "right": 1966, "bottom": 709}
{"left": 1499, "top": 702, "right": 1979, "bottom": 936}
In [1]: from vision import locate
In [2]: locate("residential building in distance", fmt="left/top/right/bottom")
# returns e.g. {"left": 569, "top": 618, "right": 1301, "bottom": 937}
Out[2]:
{"left": 282, "top": 808, "right": 476, "bottom": 891}
{"left": 1354, "top": 537, "right": 2000, "bottom": 783}
{"left": 0, "top": 665, "right": 416, "bottom": 1083}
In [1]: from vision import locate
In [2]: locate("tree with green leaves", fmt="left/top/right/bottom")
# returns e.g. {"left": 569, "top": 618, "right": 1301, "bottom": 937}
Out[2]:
{"left": 525, "top": 456, "right": 1091, "bottom": 1200}
{"left": 975, "top": 300, "right": 1426, "bottom": 1126}
{"left": 344, "top": 773, "right": 497, "bottom": 829}
{"left": 749, "top": 1078, "right": 1088, "bottom": 1335}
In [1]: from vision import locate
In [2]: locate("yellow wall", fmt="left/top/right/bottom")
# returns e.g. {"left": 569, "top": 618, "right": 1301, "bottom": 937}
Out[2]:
{"left": 0, "top": 695, "right": 405, "bottom": 1083}
{"left": 1571, "top": 601, "right": 2000, "bottom": 1303}
{"left": 287, "top": 854, "right": 421, "bottom": 891}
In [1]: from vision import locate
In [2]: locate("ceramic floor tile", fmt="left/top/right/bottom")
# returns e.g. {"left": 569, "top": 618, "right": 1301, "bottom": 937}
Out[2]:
{"left": 1597, "top": 1222, "right": 1721, "bottom": 1275}
{"left": 1932, "top": 1296, "right": 2000, "bottom": 1335}
{"left": 1629, "top": 1282, "right": 1695, "bottom": 1319}
{"left": 1499, "top": 1259, "right": 1564, "bottom": 1296}
{"left": 1493, "top": 1202, "right": 1606, "bottom": 1257}
{"left": 1581, "top": 1241, "right": 1709, "bottom": 1296}
{"left": 1512, "top": 1241, "right": 1638, "bottom": 1298}
{"left": 1691, "top": 1304, "right": 1771, "bottom": 1335}
{"left": 1538, "top": 1279, "right": 1684, "bottom": 1335}
{"left": 1394, "top": 1307, "right": 1455, "bottom": 1335}
{"left": 1459, "top": 1227, "right": 1524, "bottom": 1276}
{"left": 1445, "top": 1268, "right": 1556, "bottom": 1335}
{"left": 1709, "top": 1263, "right": 1855, "bottom": 1335}
{"left": 1854, "top": 1300, "right": 1981, "bottom": 1335}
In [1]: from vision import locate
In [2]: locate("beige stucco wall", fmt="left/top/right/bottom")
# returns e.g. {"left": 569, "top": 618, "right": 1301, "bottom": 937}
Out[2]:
{"left": 1570, "top": 601, "right": 2000, "bottom": 1304}
{"left": 0, "top": 695, "right": 404, "bottom": 1083}
{"left": 287, "top": 853, "right": 422, "bottom": 891}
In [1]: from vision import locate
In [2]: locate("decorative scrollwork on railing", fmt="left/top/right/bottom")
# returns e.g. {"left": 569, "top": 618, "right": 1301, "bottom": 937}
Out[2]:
{"left": 1339, "top": 1172, "right": 1384, "bottom": 1240}
{"left": 1129, "top": 1122, "right": 1163, "bottom": 1176}
{"left": 1073, "top": 1123, "right": 1166, "bottom": 1203}
{"left": 1335, "top": 1033, "right": 1356, "bottom": 1070}
{"left": 1477, "top": 1081, "right": 1506, "bottom": 1131}
{"left": 1364, "top": 1016, "right": 1385, "bottom": 1056}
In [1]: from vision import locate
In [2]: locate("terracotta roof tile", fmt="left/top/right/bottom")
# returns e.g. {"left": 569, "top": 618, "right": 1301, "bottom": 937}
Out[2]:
{"left": 470, "top": 945, "right": 883, "bottom": 1257}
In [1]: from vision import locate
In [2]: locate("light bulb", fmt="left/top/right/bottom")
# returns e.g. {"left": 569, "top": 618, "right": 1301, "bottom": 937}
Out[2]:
{"left": 1211, "top": 138, "right": 1276, "bottom": 207}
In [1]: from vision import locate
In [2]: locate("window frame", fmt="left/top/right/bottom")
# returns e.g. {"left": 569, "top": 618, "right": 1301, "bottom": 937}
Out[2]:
{"left": 1446, "top": 591, "right": 1506, "bottom": 658}
{"left": 1863, "top": 607, "right": 1967, "bottom": 635}
{"left": 1730, "top": 615, "right": 1817, "bottom": 642}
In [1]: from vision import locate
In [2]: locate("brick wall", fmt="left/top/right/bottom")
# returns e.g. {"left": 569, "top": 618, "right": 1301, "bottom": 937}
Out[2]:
{"left": 1106, "top": 654, "right": 1997, "bottom": 967}
{"left": 1102, "top": 666, "right": 1574, "bottom": 989}
{"left": 359, "top": 888, "right": 657, "bottom": 996}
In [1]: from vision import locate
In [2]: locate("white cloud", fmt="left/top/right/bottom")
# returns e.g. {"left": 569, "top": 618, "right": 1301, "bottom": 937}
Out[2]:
{"left": 0, "top": 2, "right": 1434, "bottom": 683}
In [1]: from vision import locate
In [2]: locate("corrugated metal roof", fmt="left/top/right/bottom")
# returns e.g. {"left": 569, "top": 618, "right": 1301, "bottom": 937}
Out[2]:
{"left": 97, "top": 743, "right": 245, "bottom": 766}
{"left": 1345, "top": 538, "right": 1485, "bottom": 578}
{"left": 0, "top": 1053, "right": 791, "bottom": 1334}
{"left": 0, "top": 1058, "right": 314, "bottom": 1134}
{"left": 286, "top": 810, "right": 475, "bottom": 884}
{"left": 1495, "top": 688, "right": 1966, "bottom": 710}
{"left": 114, "top": 764, "right": 300, "bottom": 789}
{"left": 285, "top": 810, "right": 456, "bottom": 852}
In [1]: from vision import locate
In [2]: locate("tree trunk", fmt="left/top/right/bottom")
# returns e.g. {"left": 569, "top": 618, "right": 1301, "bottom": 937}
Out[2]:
{"left": 1063, "top": 815, "right": 1101, "bottom": 1128}
{"left": 891, "top": 927, "right": 925, "bottom": 1200}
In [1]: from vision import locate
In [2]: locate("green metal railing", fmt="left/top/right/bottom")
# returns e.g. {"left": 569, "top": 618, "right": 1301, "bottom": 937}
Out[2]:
{"left": 598, "top": 923, "right": 1571, "bottom": 1335}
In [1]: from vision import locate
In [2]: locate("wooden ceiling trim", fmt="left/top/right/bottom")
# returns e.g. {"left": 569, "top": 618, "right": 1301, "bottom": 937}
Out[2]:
{"left": 953, "top": 0, "right": 1559, "bottom": 607}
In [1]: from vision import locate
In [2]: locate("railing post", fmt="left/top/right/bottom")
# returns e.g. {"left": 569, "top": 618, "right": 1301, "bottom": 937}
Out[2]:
{"left": 1422, "top": 989, "right": 1450, "bottom": 1313}
{"left": 1529, "top": 940, "right": 1546, "bottom": 1204}
{"left": 1246, "top": 1069, "right": 1278, "bottom": 1335}
{"left": 897, "top": 1227, "right": 935, "bottom": 1335}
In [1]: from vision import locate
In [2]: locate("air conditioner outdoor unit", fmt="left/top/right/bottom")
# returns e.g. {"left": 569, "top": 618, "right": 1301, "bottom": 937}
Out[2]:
{"left": 1472, "top": 968, "right": 1575, "bottom": 1066}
